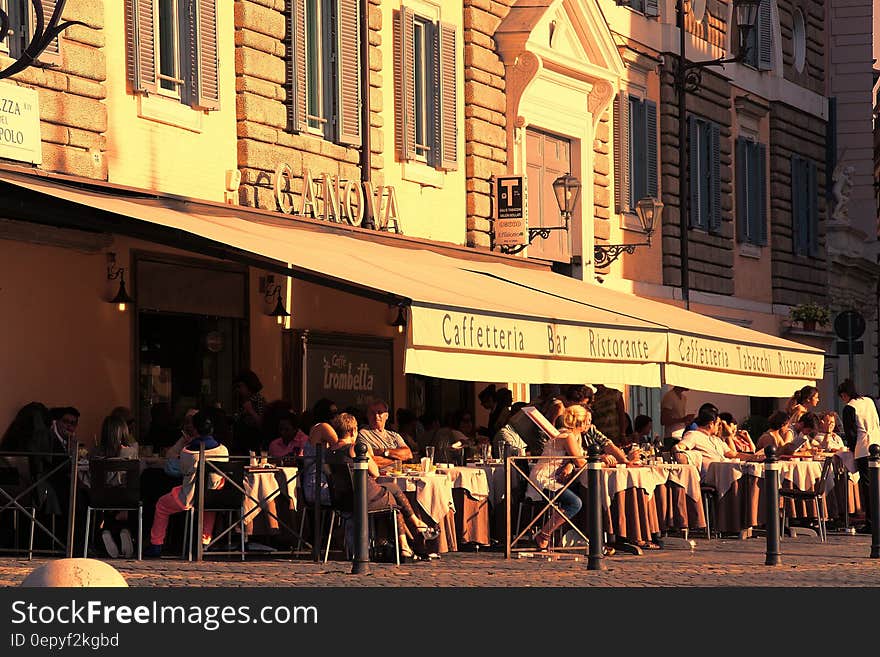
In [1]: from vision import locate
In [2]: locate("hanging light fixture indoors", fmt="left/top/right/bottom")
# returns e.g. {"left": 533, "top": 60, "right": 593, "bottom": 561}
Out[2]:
{"left": 106, "top": 253, "right": 134, "bottom": 312}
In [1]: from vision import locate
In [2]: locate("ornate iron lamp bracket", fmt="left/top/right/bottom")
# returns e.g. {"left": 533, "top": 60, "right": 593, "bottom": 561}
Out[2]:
{"left": 0, "top": 1, "right": 84, "bottom": 80}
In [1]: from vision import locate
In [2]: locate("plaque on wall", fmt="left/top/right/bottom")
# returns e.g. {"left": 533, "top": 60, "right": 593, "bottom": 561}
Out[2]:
{"left": 288, "top": 332, "right": 393, "bottom": 417}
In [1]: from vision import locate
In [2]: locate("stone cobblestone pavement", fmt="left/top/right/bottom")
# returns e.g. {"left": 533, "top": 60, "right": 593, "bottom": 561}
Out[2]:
{"left": 2, "top": 535, "right": 879, "bottom": 587}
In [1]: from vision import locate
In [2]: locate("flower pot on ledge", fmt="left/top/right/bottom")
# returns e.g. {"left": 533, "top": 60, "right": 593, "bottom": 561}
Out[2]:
{"left": 801, "top": 320, "right": 817, "bottom": 332}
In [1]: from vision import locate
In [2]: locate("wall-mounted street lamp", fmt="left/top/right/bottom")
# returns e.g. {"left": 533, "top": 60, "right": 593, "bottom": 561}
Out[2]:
{"left": 106, "top": 253, "right": 134, "bottom": 312}
{"left": 390, "top": 303, "right": 408, "bottom": 334}
{"left": 500, "top": 173, "right": 581, "bottom": 256}
{"left": 674, "top": 0, "right": 760, "bottom": 307}
{"left": 594, "top": 197, "right": 663, "bottom": 268}
{"left": 265, "top": 280, "right": 290, "bottom": 325}
{"left": 0, "top": 1, "right": 83, "bottom": 79}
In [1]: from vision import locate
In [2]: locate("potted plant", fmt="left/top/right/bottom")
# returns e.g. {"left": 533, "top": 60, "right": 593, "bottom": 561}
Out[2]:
{"left": 788, "top": 302, "right": 831, "bottom": 332}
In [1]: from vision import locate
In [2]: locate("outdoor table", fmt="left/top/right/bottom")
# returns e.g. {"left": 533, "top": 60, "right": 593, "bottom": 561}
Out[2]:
{"left": 649, "top": 463, "right": 706, "bottom": 533}
{"left": 435, "top": 464, "right": 490, "bottom": 546}
{"left": 242, "top": 466, "right": 298, "bottom": 536}
{"left": 377, "top": 471, "right": 456, "bottom": 552}
{"left": 470, "top": 460, "right": 511, "bottom": 542}
{"left": 703, "top": 459, "right": 830, "bottom": 534}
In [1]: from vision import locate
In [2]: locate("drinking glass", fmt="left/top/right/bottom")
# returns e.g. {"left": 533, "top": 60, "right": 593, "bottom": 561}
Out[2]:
{"left": 494, "top": 440, "right": 506, "bottom": 461}
{"left": 393, "top": 458, "right": 402, "bottom": 473}
{"left": 480, "top": 443, "right": 491, "bottom": 463}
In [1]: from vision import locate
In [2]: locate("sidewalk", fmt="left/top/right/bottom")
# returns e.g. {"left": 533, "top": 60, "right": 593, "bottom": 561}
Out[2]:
{"left": 2, "top": 534, "right": 879, "bottom": 587}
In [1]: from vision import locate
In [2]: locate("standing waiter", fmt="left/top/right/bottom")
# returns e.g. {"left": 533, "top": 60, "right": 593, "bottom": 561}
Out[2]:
{"left": 838, "top": 379, "right": 880, "bottom": 534}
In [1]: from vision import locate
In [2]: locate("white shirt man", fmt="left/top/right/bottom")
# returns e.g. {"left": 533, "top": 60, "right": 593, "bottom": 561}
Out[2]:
{"left": 675, "top": 412, "right": 736, "bottom": 477}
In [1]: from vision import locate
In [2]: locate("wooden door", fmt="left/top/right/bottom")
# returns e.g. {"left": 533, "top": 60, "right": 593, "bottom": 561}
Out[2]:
{"left": 525, "top": 129, "right": 572, "bottom": 263}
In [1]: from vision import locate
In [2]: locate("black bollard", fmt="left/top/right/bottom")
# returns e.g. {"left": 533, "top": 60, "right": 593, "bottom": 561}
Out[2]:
{"left": 312, "top": 443, "right": 323, "bottom": 562}
{"left": 764, "top": 445, "right": 780, "bottom": 566}
{"left": 869, "top": 444, "right": 880, "bottom": 559}
{"left": 586, "top": 444, "right": 607, "bottom": 571}
{"left": 350, "top": 438, "right": 371, "bottom": 574}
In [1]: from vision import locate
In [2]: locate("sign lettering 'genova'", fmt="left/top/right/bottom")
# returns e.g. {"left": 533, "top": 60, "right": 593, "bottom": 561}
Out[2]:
{"left": 0, "top": 82, "right": 40, "bottom": 165}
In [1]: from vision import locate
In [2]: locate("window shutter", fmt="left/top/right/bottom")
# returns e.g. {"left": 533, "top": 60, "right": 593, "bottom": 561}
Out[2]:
{"left": 757, "top": 0, "right": 772, "bottom": 71}
{"left": 709, "top": 122, "right": 721, "bottom": 234}
{"left": 336, "top": 0, "right": 361, "bottom": 145}
{"left": 791, "top": 156, "right": 805, "bottom": 255}
{"left": 688, "top": 116, "right": 701, "bottom": 228}
{"left": 645, "top": 0, "right": 660, "bottom": 18}
{"left": 394, "top": 7, "right": 416, "bottom": 161}
{"left": 40, "top": 0, "right": 61, "bottom": 59}
{"left": 125, "top": 0, "right": 159, "bottom": 94}
{"left": 807, "top": 159, "right": 818, "bottom": 256}
{"left": 645, "top": 100, "right": 658, "bottom": 198}
{"left": 287, "top": 0, "right": 308, "bottom": 132}
{"left": 756, "top": 143, "right": 768, "bottom": 245}
{"left": 613, "top": 92, "right": 630, "bottom": 213}
{"left": 735, "top": 138, "right": 748, "bottom": 242}
{"left": 188, "top": 0, "right": 220, "bottom": 110}
{"left": 436, "top": 21, "right": 457, "bottom": 171}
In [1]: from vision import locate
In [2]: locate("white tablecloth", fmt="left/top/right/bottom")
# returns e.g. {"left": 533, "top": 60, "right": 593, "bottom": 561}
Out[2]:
{"left": 435, "top": 466, "right": 489, "bottom": 499}
{"left": 243, "top": 466, "right": 299, "bottom": 522}
{"left": 576, "top": 464, "right": 701, "bottom": 510}
{"left": 378, "top": 472, "right": 454, "bottom": 524}
{"left": 704, "top": 460, "right": 828, "bottom": 498}
{"left": 471, "top": 462, "right": 507, "bottom": 507}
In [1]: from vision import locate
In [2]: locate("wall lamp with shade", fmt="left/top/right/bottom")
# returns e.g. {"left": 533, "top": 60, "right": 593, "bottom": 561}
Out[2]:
{"left": 390, "top": 302, "right": 407, "bottom": 334}
{"left": 499, "top": 173, "right": 581, "bottom": 255}
{"left": 593, "top": 196, "right": 662, "bottom": 268}
{"left": 265, "top": 282, "right": 290, "bottom": 325}
{"left": 106, "top": 253, "right": 134, "bottom": 312}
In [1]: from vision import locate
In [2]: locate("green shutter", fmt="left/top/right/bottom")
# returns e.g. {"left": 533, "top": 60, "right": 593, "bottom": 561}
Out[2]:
{"left": 394, "top": 7, "right": 416, "bottom": 161}
{"left": 807, "top": 160, "right": 818, "bottom": 256}
{"left": 709, "top": 122, "right": 721, "bottom": 234}
{"left": 645, "top": 100, "right": 658, "bottom": 199}
{"left": 757, "top": 0, "right": 773, "bottom": 71}
{"left": 188, "top": 0, "right": 220, "bottom": 110}
{"left": 791, "top": 156, "right": 805, "bottom": 255}
{"left": 125, "top": 0, "right": 159, "bottom": 95}
{"left": 40, "top": 0, "right": 62, "bottom": 60}
{"left": 436, "top": 21, "right": 458, "bottom": 171}
{"left": 756, "top": 143, "right": 768, "bottom": 245}
{"left": 287, "top": 0, "right": 308, "bottom": 132}
{"left": 688, "top": 115, "right": 701, "bottom": 229}
{"left": 736, "top": 137, "right": 748, "bottom": 242}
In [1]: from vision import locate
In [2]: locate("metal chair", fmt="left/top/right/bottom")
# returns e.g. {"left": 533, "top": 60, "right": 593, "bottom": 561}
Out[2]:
{"left": 0, "top": 460, "right": 36, "bottom": 559}
{"left": 83, "top": 458, "right": 143, "bottom": 560}
{"left": 700, "top": 484, "right": 718, "bottom": 540}
{"left": 323, "top": 461, "right": 399, "bottom": 565}
{"left": 185, "top": 459, "right": 247, "bottom": 561}
{"left": 780, "top": 456, "right": 833, "bottom": 542}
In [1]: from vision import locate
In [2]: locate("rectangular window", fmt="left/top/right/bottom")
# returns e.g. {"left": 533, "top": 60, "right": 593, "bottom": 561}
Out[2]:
{"left": 614, "top": 93, "right": 657, "bottom": 214}
{"left": 688, "top": 115, "right": 721, "bottom": 233}
{"left": 394, "top": 7, "right": 457, "bottom": 170}
{"left": 125, "top": 0, "right": 220, "bottom": 110}
{"left": 736, "top": 137, "right": 767, "bottom": 245}
{"left": 616, "top": 0, "right": 658, "bottom": 17}
{"left": 288, "top": 0, "right": 361, "bottom": 145}
{"left": 157, "top": 0, "right": 181, "bottom": 96}
{"left": 791, "top": 155, "right": 818, "bottom": 256}
{"left": 5, "top": 0, "right": 62, "bottom": 62}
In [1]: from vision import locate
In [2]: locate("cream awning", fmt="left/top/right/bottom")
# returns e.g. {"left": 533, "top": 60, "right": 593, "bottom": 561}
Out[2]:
{"left": 0, "top": 170, "right": 665, "bottom": 387}
{"left": 454, "top": 261, "right": 825, "bottom": 397}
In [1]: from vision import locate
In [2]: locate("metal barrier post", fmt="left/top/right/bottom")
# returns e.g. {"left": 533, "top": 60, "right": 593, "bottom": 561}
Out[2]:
{"left": 65, "top": 448, "right": 77, "bottom": 558}
{"left": 763, "top": 445, "right": 780, "bottom": 566}
{"left": 586, "top": 444, "right": 606, "bottom": 571}
{"left": 195, "top": 443, "right": 206, "bottom": 562}
{"left": 869, "top": 444, "right": 880, "bottom": 559}
{"left": 351, "top": 439, "right": 371, "bottom": 574}
{"left": 312, "top": 443, "right": 323, "bottom": 562}
{"left": 504, "top": 454, "right": 511, "bottom": 559}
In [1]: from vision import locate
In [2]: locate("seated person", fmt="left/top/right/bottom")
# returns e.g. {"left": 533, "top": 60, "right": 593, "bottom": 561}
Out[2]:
{"left": 718, "top": 412, "right": 756, "bottom": 454}
{"left": 358, "top": 400, "right": 412, "bottom": 469}
{"left": 685, "top": 402, "right": 719, "bottom": 433}
{"left": 581, "top": 407, "right": 639, "bottom": 467}
{"left": 267, "top": 411, "right": 309, "bottom": 460}
{"left": 755, "top": 411, "right": 797, "bottom": 455}
{"left": 92, "top": 415, "right": 139, "bottom": 558}
{"left": 816, "top": 411, "right": 846, "bottom": 452}
{"left": 788, "top": 412, "right": 820, "bottom": 453}
{"left": 331, "top": 413, "right": 439, "bottom": 560}
{"left": 675, "top": 408, "right": 749, "bottom": 477}
{"left": 623, "top": 414, "right": 654, "bottom": 451}
{"left": 144, "top": 411, "right": 228, "bottom": 557}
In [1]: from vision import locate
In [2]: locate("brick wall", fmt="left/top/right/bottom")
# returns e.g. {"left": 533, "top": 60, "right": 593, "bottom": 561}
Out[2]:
{"left": 463, "top": 0, "right": 511, "bottom": 249}
{"left": 659, "top": 60, "right": 734, "bottom": 294}
{"left": 234, "top": 0, "right": 381, "bottom": 210}
{"left": 3, "top": 0, "right": 107, "bottom": 179}
{"left": 769, "top": 101, "right": 827, "bottom": 305}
